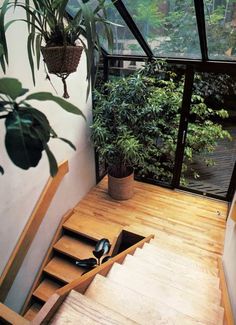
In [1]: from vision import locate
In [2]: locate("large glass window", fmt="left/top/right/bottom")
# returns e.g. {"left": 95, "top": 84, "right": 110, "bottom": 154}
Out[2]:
{"left": 122, "top": 0, "right": 201, "bottom": 59}
{"left": 67, "top": 0, "right": 145, "bottom": 55}
{"left": 180, "top": 72, "right": 236, "bottom": 198}
{"left": 205, "top": 0, "right": 236, "bottom": 60}
{"left": 99, "top": 1, "right": 146, "bottom": 55}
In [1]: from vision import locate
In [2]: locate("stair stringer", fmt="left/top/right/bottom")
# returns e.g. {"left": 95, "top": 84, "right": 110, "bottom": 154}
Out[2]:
{"left": 30, "top": 234, "right": 154, "bottom": 325}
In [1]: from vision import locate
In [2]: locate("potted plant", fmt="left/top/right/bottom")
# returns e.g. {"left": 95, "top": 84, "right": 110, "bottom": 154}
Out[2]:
{"left": 0, "top": 0, "right": 114, "bottom": 98}
{"left": 91, "top": 60, "right": 231, "bottom": 192}
{"left": 90, "top": 76, "right": 147, "bottom": 200}
{"left": 0, "top": 77, "right": 84, "bottom": 176}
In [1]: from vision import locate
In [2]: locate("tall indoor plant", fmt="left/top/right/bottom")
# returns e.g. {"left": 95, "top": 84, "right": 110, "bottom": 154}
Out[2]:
{"left": 90, "top": 76, "right": 147, "bottom": 200}
{"left": 91, "top": 60, "right": 231, "bottom": 192}
{"left": 0, "top": 0, "right": 114, "bottom": 97}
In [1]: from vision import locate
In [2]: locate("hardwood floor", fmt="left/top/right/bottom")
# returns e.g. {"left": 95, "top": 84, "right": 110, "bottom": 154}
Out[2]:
{"left": 74, "top": 177, "right": 228, "bottom": 263}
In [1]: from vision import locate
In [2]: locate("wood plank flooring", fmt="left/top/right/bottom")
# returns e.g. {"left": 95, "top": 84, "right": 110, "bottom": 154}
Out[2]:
{"left": 74, "top": 177, "right": 227, "bottom": 264}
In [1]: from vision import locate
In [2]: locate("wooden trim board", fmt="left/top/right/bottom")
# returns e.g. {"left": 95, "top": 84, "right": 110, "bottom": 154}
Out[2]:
{"left": 0, "top": 160, "right": 69, "bottom": 302}
{"left": 31, "top": 234, "right": 154, "bottom": 325}
{"left": 218, "top": 258, "right": 235, "bottom": 325}
{"left": 0, "top": 303, "right": 30, "bottom": 325}
{"left": 21, "top": 209, "right": 74, "bottom": 315}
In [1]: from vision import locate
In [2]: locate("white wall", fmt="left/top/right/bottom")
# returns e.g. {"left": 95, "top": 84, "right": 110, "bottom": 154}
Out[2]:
{"left": 223, "top": 192, "right": 236, "bottom": 322}
{"left": 0, "top": 5, "right": 96, "bottom": 312}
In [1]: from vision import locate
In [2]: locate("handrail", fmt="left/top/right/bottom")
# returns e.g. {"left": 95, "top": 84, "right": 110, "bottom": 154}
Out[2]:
{"left": 0, "top": 160, "right": 69, "bottom": 302}
{"left": 32, "top": 233, "right": 154, "bottom": 325}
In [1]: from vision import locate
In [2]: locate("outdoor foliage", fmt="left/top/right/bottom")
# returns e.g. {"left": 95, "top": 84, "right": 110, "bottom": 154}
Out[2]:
{"left": 105, "top": 0, "right": 236, "bottom": 60}
{"left": 92, "top": 60, "right": 230, "bottom": 184}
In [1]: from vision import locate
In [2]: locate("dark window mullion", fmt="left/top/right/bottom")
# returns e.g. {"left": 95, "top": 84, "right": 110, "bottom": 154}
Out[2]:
{"left": 172, "top": 66, "right": 195, "bottom": 187}
{"left": 227, "top": 162, "right": 236, "bottom": 202}
{"left": 111, "top": 0, "right": 153, "bottom": 59}
{"left": 194, "top": 0, "right": 208, "bottom": 61}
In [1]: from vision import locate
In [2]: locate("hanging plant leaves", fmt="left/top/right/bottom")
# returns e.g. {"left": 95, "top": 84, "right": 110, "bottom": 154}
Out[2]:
{"left": 25, "top": 92, "right": 85, "bottom": 118}
{"left": 94, "top": 238, "right": 111, "bottom": 255}
{"left": 75, "top": 258, "right": 97, "bottom": 268}
{"left": 101, "top": 256, "right": 112, "bottom": 264}
{"left": 5, "top": 109, "right": 50, "bottom": 170}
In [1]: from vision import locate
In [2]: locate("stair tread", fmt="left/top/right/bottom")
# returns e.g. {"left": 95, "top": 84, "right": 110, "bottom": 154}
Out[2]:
{"left": 122, "top": 254, "right": 221, "bottom": 304}
{"left": 150, "top": 237, "right": 218, "bottom": 267}
{"left": 85, "top": 274, "right": 207, "bottom": 325}
{"left": 33, "top": 278, "right": 62, "bottom": 302}
{"left": 143, "top": 242, "right": 219, "bottom": 275}
{"left": 24, "top": 302, "right": 43, "bottom": 321}
{"left": 134, "top": 248, "right": 219, "bottom": 285}
{"left": 53, "top": 235, "right": 95, "bottom": 260}
{"left": 63, "top": 212, "right": 122, "bottom": 242}
{"left": 107, "top": 263, "right": 224, "bottom": 324}
{"left": 44, "top": 256, "right": 85, "bottom": 283}
{"left": 51, "top": 289, "right": 137, "bottom": 324}
{"left": 126, "top": 224, "right": 219, "bottom": 263}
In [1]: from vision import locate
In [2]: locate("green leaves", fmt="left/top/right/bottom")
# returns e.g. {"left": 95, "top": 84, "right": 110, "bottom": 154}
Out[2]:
{"left": 26, "top": 92, "right": 85, "bottom": 118}
{"left": 1, "top": 0, "right": 114, "bottom": 93}
{"left": 5, "top": 110, "right": 46, "bottom": 170}
{"left": 0, "top": 77, "right": 83, "bottom": 177}
{"left": 0, "top": 78, "right": 28, "bottom": 100}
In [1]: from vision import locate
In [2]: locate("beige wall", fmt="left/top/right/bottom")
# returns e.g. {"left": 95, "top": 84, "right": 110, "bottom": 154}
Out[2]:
{"left": 0, "top": 5, "right": 96, "bottom": 312}
{"left": 223, "top": 192, "right": 236, "bottom": 322}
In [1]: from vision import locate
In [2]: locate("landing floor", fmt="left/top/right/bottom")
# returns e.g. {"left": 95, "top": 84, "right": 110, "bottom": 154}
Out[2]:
{"left": 74, "top": 177, "right": 228, "bottom": 261}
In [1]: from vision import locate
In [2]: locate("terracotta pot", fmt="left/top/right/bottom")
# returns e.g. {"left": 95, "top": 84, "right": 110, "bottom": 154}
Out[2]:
{"left": 108, "top": 170, "right": 134, "bottom": 200}
{"left": 41, "top": 45, "right": 83, "bottom": 74}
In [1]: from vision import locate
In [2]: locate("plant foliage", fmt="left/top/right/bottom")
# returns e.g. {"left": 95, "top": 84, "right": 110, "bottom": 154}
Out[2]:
{"left": 91, "top": 60, "right": 231, "bottom": 184}
{"left": 0, "top": 77, "right": 85, "bottom": 176}
{"left": 0, "top": 0, "right": 115, "bottom": 87}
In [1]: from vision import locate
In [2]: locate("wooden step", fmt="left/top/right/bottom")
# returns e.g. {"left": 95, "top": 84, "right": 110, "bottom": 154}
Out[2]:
{"left": 107, "top": 263, "right": 224, "bottom": 325}
{"left": 50, "top": 289, "right": 137, "bottom": 324}
{"left": 122, "top": 254, "right": 221, "bottom": 304}
{"left": 85, "top": 274, "right": 206, "bottom": 324}
{"left": 63, "top": 212, "right": 122, "bottom": 242}
{"left": 53, "top": 235, "right": 95, "bottom": 260}
{"left": 33, "top": 278, "right": 62, "bottom": 302}
{"left": 134, "top": 247, "right": 220, "bottom": 286}
{"left": 43, "top": 256, "right": 85, "bottom": 283}
{"left": 125, "top": 224, "right": 219, "bottom": 264}
{"left": 143, "top": 242, "right": 219, "bottom": 276}
{"left": 150, "top": 236, "right": 218, "bottom": 267}
{"left": 24, "top": 302, "right": 43, "bottom": 321}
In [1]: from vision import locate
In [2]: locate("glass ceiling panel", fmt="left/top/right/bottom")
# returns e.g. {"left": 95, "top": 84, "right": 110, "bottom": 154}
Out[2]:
{"left": 102, "top": 1, "right": 145, "bottom": 55}
{"left": 122, "top": 0, "right": 201, "bottom": 59}
{"left": 67, "top": 0, "right": 145, "bottom": 56}
{"left": 204, "top": 0, "right": 236, "bottom": 61}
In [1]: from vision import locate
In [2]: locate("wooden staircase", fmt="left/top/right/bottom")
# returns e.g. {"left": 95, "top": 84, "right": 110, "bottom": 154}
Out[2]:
{"left": 48, "top": 237, "right": 224, "bottom": 325}
{"left": 22, "top": 209, "right": 123, "bottom": 321}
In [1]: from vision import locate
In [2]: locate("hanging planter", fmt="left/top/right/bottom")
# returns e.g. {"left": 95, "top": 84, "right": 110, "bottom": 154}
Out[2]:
{"left": 41, "top": 46, "right": 83, "bottom": 74}
{"left": 1, "top": 1, "right": 115, "bottom": 99}
{"left": 41, "top": 45, "right": 83, "bottom": 98}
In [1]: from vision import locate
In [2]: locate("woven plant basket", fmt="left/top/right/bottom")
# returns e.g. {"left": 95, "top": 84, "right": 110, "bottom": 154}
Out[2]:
{"left": 108, "top": 170, "right": 134, "bottom": 200}
{"left": 41, "top": 45, "right": 83, "bottom": 74}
